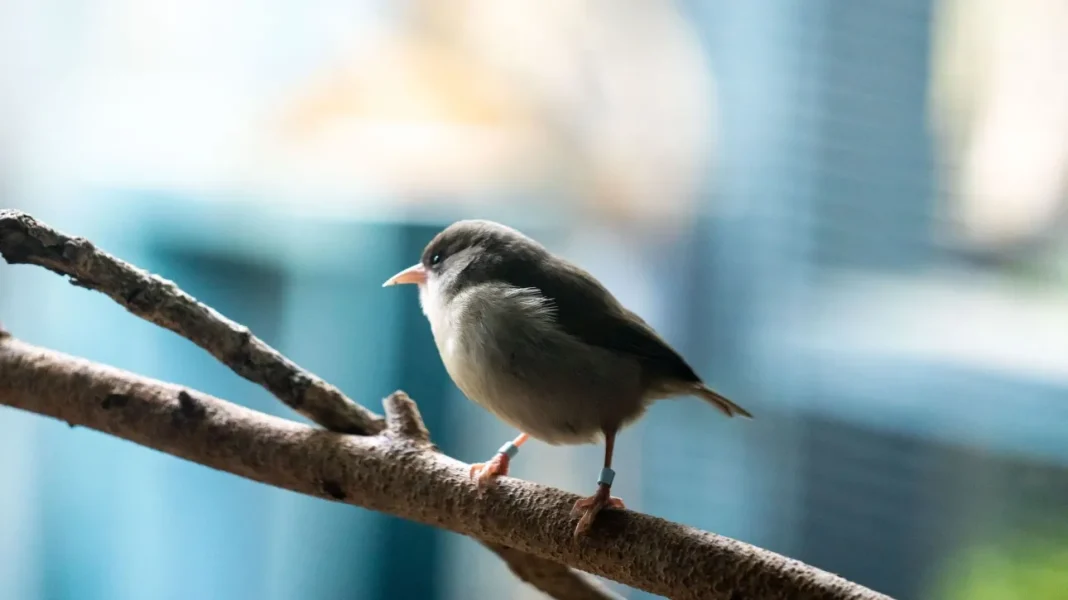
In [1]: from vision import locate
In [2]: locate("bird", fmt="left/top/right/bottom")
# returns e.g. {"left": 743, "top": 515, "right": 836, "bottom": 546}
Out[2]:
{"left": 383, "top": 219, "right": 751, "bottom": 536}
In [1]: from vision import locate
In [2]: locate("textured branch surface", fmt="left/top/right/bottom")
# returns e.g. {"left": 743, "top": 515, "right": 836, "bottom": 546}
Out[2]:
{"left": 0, "top": 336, "right": 890, "bottom": 600}
{"left": 0, "top": 209, "right": 382, "bottom": 435}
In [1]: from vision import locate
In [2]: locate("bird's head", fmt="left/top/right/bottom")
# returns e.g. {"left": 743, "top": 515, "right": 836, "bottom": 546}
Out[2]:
{"left": 382, "top": 219, "right": 542, "bottom": 303}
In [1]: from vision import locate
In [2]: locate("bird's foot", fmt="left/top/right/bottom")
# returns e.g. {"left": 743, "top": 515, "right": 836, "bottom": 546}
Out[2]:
{"left": 571, "top": 483, "right": 626, "bottom": 538}
{"left": 468, "top": 452, "right": 510, "bottom": 489}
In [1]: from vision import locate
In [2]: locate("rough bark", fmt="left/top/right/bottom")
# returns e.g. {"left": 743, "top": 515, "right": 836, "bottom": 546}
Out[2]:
{"left": 0, "top": 209, "right": 383, "bottom": 435}
{"left": 0, "top": 335, "right": 889, "bottom": 600}
{"left": 0, "top": 209, "right": 893, "bottom": 599}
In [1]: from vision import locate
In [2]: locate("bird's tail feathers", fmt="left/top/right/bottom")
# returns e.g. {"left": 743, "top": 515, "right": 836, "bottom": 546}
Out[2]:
{"left": 693, "top": 384, "right": 753, "bottom": 419}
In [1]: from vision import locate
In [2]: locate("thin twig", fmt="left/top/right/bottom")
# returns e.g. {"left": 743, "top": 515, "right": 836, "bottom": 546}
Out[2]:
{"left": 0, "top": 209, "right": 383, "bottom": 434}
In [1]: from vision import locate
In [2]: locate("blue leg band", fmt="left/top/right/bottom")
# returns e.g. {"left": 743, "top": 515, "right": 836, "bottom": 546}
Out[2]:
{"left": 497, "top": 441, "right": 520, "bottom": 459}
{"left": 598, "top": 467, "right": 616, "bottom": 487}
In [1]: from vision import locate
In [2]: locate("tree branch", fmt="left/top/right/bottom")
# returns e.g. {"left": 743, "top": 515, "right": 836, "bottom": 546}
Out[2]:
{"left": 0, "top": 335, "right": 888, "bottom": 600}
{"left": 0, "top": 209, "right": 383, "bottom": 435}
{"left": 0, "top": 209, "right": 621, "bottom": 600}
{"left": 0, "top": 209, "right": 892, "bottom": 599}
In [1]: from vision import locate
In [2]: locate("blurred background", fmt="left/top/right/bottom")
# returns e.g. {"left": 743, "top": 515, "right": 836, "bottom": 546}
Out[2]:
{"left": 1, "top": 0, "right": 1067, "bottom": 599}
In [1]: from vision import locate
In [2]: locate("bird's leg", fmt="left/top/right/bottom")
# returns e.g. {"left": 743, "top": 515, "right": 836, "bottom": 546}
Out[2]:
{"left": 469, "top": 432, "right": 529, "bottom": 487}
{"left": 571, "top": 429, "right": 626, "bottom": 536}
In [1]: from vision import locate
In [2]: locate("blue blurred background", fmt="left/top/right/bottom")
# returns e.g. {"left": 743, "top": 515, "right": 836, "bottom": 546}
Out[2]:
{"left": 2, "top": 1, "right": 1067, "bottom": 599}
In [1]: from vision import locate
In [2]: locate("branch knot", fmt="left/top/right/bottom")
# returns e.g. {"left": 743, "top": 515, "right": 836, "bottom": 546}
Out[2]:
{"left": 383, "top": 391, "right": 432, "bottom": 445}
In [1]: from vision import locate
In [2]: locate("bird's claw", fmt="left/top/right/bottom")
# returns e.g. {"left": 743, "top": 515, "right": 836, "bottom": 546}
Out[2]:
{"left": 468, "top": 452, "right": 510, "bottom": 489}
{"left": 571, "top": 483, "right": 626, "bottom": 538}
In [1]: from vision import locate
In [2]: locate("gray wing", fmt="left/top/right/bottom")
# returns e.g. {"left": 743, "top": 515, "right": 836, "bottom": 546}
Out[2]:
{"left": 494, "top": 253, "right": 703, "bottom": 386}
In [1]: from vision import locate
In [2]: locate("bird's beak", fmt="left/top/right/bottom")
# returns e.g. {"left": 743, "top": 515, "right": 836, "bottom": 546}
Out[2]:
{"left": 382, "top": 263, "right": 427, "bottom": 287}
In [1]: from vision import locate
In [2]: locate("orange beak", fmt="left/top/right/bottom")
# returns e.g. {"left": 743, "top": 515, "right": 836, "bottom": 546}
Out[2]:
{"left": 382, "top": 263, "right": 427, "bottom": 287}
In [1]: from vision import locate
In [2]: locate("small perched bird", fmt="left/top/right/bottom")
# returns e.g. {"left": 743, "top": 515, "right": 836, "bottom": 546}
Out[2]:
{"left": 384, "top": 220, "right": 751, "bottom": 536}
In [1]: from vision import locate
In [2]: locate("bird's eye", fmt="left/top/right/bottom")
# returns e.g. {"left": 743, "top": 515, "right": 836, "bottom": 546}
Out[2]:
{"left": 430, "top": 253, "right": 442, "bottom": 265}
